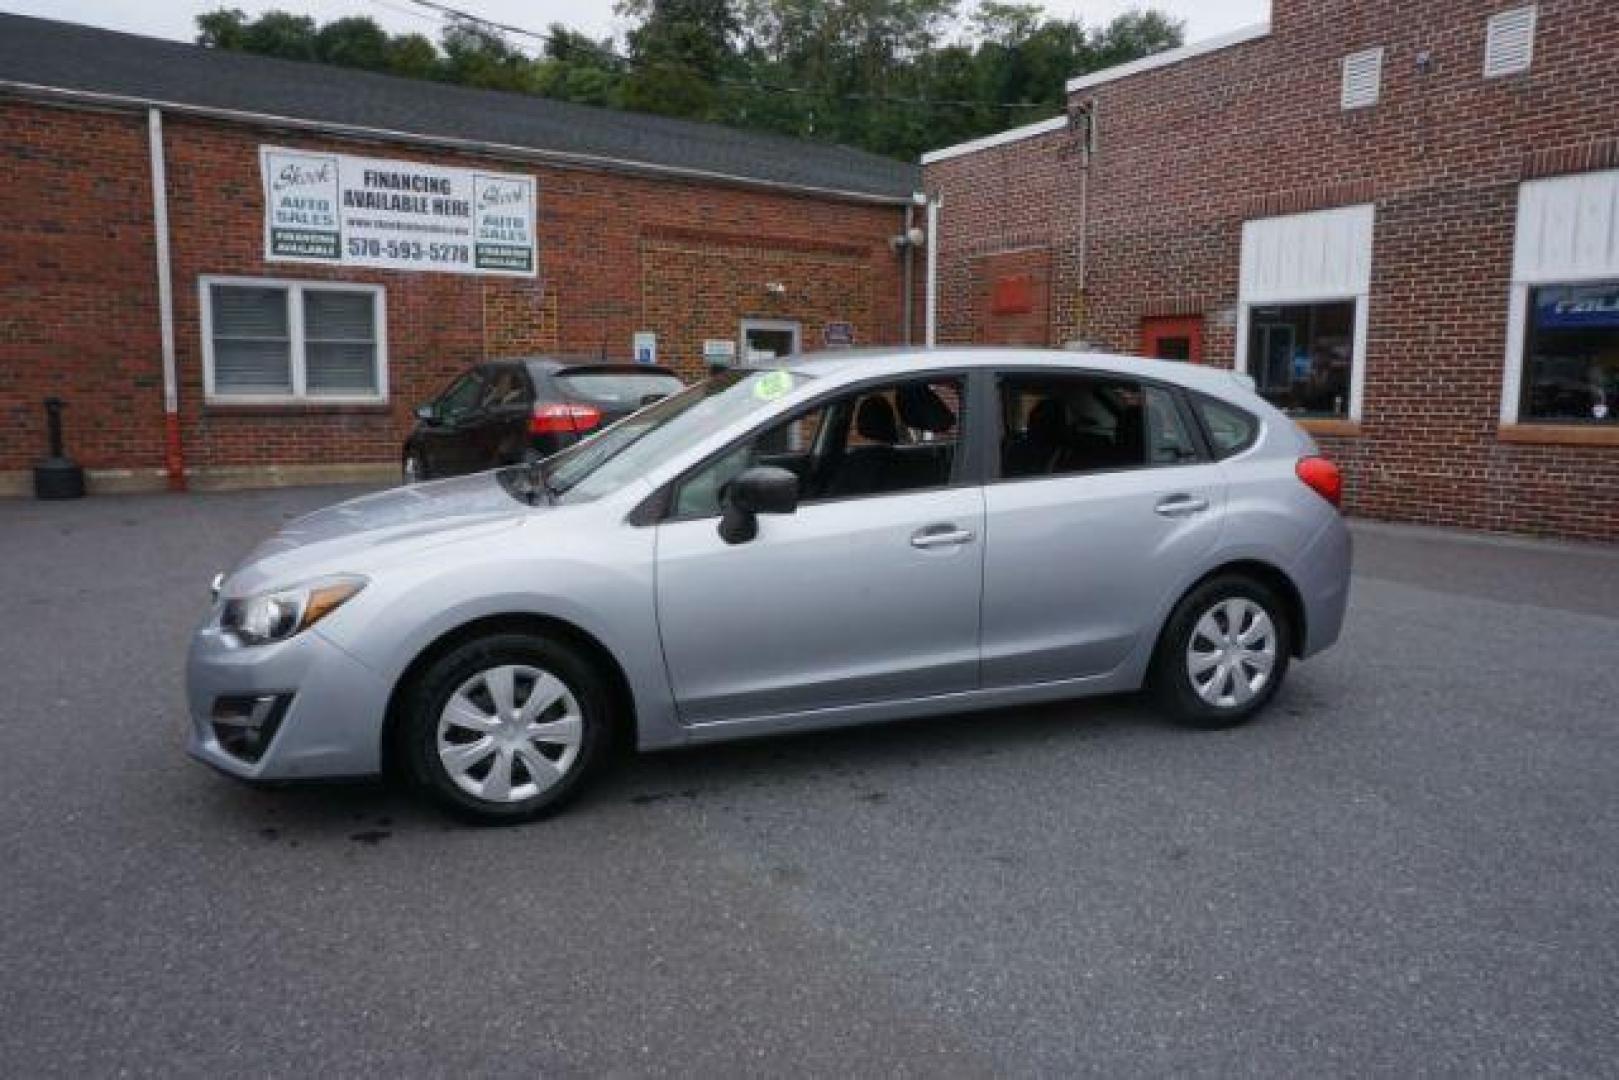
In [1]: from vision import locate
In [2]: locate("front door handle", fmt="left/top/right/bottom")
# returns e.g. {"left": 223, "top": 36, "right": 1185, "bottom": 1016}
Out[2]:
{"left": 1155, "top": 494, "right": 1210, "bottom": 517}
{"left": 911, "top": 525, "right": 976, "bottom": 549}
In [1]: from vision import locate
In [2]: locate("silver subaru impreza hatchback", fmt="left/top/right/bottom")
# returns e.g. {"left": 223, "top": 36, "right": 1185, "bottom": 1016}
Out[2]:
{"left": 188, "top": 348, "right": 1351, "bottom": 823}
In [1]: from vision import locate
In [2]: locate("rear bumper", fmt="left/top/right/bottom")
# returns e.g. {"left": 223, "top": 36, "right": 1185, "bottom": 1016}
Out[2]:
{"left": 185, "top": 622, "right": 392, "bottom": 782}
{"left": 1292, "top": 515, "right": 1352, "bottom": 657}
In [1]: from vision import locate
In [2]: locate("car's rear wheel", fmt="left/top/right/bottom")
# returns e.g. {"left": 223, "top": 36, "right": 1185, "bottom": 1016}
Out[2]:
{"left": 402, "top": 633, "right": 613, "bottom": 823}
{"left": 1150, "top": 575, "right": 1290, "bottom": 729}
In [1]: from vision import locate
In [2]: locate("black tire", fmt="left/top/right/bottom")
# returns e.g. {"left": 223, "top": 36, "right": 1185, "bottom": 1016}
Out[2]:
{"left": 1149, "top": 574, "right": 1291, "bottom": 729}
{"left": 401, "top": 632, "right": 615, "bottom": 824}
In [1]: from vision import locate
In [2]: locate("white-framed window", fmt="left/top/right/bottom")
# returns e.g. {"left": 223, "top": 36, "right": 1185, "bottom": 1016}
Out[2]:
{"left": 200, "top": 276, "right": 387, "bottom": 403}
{"left": 739, "top": 318, "right": 801, "bottom": 362}
{"left": 1501, "top": 170, "right": 1619, "bottom": 426}
{"left": 1484, "top": 6, "right": 1536, "bottom": 78}
{"left": 1340, "top": 47, "right": 1384, "bottom": 110}
{"left": 1236, "top": 204, "right": 1375, "bottom": 421}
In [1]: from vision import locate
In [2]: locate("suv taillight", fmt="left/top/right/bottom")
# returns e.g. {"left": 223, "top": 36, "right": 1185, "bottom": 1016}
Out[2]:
{"left": 530, "top": 403, "right": 602, "bottom": 436}
{"left": 1296, "top": 455, "right": 1343, "bottom": 509}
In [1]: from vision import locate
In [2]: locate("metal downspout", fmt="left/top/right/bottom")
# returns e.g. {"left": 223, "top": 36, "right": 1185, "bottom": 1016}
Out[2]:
{"left": 925, "top": 195, "right": 940, "bottom": 347}
{"left": 148, "top": 108, "right": 184, "bottom": 490}
{"left": 901, "top": 203, "right": 915, "bottom": 345}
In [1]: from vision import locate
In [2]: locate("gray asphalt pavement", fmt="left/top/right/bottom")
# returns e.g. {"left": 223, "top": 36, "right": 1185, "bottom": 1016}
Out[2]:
{"left": 1, "top": 486, "right": 1616, "bottom": 1076}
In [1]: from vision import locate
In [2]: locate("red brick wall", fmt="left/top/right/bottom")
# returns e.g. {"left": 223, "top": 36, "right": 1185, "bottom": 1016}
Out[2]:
{"left": 930, "top": 127, "right": 1082, "bottom": 350}
{"left": 926, "top": 0, "right": 1619, "bottom": 541}
{"left": 640, "top": 228, "right": 881, "bottom": 381}
{"left": 973, "top": 248, "right": 1052, "bottom": 345}
{"left": 0, "top": 103, "right": 163, "bottom": 475}
{"left": 1, "top": 99, "right": 912, "bottom": 479}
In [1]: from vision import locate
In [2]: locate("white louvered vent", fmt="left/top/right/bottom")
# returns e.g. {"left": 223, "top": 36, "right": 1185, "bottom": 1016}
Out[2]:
{"left": 1484, "top": 6, "right": 1537, "bottom": 77}
{"left": 1340, "top": 48, "right": 1384, "bottom": 110}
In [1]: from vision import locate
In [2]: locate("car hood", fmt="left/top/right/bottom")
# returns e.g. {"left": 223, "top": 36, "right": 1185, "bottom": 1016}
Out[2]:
{"left": 224, "top": 471, "right": 532, "bottom": 594}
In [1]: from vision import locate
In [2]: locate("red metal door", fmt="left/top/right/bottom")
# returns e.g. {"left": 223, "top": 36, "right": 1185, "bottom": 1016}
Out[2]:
{"left": 1141, "top": 316, "right": 1204, "bottom": 363}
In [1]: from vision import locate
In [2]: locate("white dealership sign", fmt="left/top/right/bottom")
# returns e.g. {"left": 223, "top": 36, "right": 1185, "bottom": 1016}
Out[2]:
{"left": 260, "top": 146, "right": 537, "bottom": 277}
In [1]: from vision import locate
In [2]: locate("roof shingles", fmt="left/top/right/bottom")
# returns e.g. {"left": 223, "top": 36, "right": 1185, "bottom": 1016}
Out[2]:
{"left": 0, "top": 14, "right": 918, "bottom": 201}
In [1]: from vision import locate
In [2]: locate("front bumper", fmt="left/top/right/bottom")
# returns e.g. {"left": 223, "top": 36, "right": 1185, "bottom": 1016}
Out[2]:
{"left": 185, "top": 620, "right": 392, "bottom": 781}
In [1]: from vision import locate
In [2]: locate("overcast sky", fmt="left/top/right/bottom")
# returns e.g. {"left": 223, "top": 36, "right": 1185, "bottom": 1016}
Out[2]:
{"left": 4, "top": 0, "right": 1270, "bottom": 52}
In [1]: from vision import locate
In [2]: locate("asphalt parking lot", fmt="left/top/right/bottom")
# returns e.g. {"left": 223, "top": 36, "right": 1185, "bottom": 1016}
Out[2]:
{"left": 1, "top": 486, "right": 1617, "bottom": 1076}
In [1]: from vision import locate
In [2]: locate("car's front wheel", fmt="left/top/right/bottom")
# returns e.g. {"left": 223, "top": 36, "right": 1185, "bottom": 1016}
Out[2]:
{"left": 402, "top": 633, "right": 614, "bottom": 823}
{"left": 1150, "top": 575, "right": 1291, "bottom": 729}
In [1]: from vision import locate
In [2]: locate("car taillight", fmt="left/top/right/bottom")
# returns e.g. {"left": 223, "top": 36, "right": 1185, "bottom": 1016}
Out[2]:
{"left": 1296, "top": 455, "right": 1343, "bottom": 509}
{"left": 530, "top": 403, "right": 602, "bottom": 436}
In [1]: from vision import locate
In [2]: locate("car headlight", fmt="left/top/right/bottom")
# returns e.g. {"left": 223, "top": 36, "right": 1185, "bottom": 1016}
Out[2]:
{"left": 221, "top": 575, "right": 367, "bottom": 646}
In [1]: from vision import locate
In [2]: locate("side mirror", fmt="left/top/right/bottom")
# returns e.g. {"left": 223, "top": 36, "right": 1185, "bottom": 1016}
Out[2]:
{"left": 413, "top": 403, "right": 439, "bottom": 425}
{"left": 718, "top": 466, "right": 799, "bottom": 545}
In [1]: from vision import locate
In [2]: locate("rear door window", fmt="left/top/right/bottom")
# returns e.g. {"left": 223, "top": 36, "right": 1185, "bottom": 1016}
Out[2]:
{"left": 481, "top": 366, "right": 529, "bottom": 409}
{"left": 555, "top": 371, "right": 684, "bottom": 411}
{"left": 1145, "top": 385, "right": 1201, "bottom": 464}
{"left": 998, "top": 374, "right": 1149, "bottom": 478}
{"left": 1190, "top": 394, "right": 1259, "bottom": 458}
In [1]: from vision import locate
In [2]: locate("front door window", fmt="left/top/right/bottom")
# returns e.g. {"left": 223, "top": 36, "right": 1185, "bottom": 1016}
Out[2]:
{"left": 436, "top": 370, "right": 486, "bottom": 421}
{"left": 671, "top": 374, "right": 965, "bottom": 518}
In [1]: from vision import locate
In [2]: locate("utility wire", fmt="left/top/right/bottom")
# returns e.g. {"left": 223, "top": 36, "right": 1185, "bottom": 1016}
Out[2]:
{"left": 391, "top": 0, "right": 1058, "bottom": 112}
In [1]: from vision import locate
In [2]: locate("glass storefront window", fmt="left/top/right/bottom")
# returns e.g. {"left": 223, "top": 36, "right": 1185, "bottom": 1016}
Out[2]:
{"left": 1522, "top": 281, "right": 1619, "bottom": 424}
{"left": 1246, "top": 301, "right": 1355, "bottom": 418}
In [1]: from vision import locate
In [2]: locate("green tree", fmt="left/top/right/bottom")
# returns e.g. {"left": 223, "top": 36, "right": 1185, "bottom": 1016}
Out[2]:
{"left": 969, "top": 1, "right": 1042, "bottom": 45}
{"left": 198, "top": 7, "right": 318, "bottom": 60}
{"left": 315, "top": 16, "right": 392, "bottom": 72}
{"left": 387, "top": 33, "right": 443, "bottom": 80}
{"left": 239, "top": 10, "right": 319, "bottom": 61}
{"left": 1086, "top": 9, "right": 1183, "bottom": 70}
{"left": 193, "top": 3, "right": 1185, "bottom": 161}
{"left": 618, "top": 0, "right": 741, "bottom": 119}
{"left": 195, "top": 7, "right": 249, "bottom": 50}
{"left": 439, "top": 18, "right": 538, "bottom": 92}
{"left": 535, "top": 26, "right": 625, "bottom": 107}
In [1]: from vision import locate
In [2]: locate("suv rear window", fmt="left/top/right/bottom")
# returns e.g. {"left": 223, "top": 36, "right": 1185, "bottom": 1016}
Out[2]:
{"left": 555, "top": 371, "right": 684, "bottom": 409}
{"left": 1191, "top": 394, "right": 1259, "bottom": 458}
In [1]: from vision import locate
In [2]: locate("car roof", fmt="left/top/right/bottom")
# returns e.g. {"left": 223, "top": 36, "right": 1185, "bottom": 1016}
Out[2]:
{"left": 764, "top": 347, "right": 1255, "bottom": 398}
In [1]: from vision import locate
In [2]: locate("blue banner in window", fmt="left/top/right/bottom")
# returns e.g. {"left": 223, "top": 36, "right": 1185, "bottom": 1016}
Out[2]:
{"left": 1535, "top": 285, "right": 1619, "bottom": 329}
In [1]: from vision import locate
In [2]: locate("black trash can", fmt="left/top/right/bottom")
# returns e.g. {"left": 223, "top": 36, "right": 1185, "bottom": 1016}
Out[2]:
{"left": 33, "top": 397, "right": 86, "bottom": 500}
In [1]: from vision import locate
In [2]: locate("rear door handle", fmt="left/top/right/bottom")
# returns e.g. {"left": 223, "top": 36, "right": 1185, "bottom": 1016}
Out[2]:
{"left": 1154, "top": 494, "right": 1210, "bottom": 517}
{"left": 911, "top": 525, "right": 976, "bottom": 549}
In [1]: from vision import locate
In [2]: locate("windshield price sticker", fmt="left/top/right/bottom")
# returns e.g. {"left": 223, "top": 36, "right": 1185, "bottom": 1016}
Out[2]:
{"left": 753, "top": 370, "right": 796, "bottom": 401}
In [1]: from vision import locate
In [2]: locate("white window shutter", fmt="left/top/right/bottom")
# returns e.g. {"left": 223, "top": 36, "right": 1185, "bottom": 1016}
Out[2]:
{"left": 1485, "top": 6, "right": 1537, "bottom": 78}
{"left": 1340, "top": 48, "right": 1383, "bottom": 110}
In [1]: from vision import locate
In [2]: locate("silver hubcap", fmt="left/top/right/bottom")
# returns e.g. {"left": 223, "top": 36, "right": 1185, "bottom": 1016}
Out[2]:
{"left": 436, "top": 664, "right": 583, "bottom": 804}
{"left": 403, "top": 455, "right": 421, "bottom": 483}
{"left": 1186, "top": 597, "right": 1277, "bottom": 708}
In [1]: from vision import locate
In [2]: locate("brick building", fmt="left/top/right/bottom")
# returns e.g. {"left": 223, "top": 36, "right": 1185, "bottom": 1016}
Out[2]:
{"left": 923, "top": 0, "right": 1619, "bottom": 541}
{"left": 0, "top": 15, "right": 922, "bottom": 494}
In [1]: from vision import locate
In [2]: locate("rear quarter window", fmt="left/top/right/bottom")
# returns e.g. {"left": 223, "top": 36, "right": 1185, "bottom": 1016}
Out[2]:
{"left": 1191, "top": 394, "right": 1259, "bottom": 459}
{"left": 555, "top": 372, "right": 684, "bottom": 409}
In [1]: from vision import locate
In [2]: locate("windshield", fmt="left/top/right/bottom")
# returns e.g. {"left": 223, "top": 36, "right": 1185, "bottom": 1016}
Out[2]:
{"left": 538, "top": 368, "right": 810, "bottom": 504}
